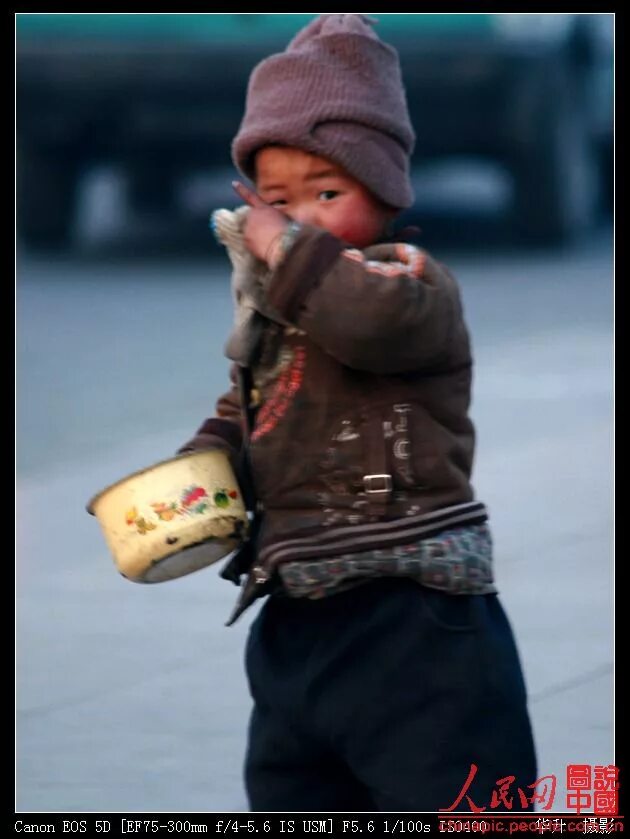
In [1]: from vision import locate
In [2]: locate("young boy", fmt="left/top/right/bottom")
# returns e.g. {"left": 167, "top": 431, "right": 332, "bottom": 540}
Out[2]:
{"left": 180, "top": 14, "right": 538, "bottom": 813}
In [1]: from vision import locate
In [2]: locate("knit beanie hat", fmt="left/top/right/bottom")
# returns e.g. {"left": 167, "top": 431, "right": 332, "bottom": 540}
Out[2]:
{"left": 231, "top": 13, "right": 416, "bottom": 209}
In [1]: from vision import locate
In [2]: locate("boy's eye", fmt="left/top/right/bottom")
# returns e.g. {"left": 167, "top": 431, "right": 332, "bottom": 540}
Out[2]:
{"left": 268, "top": 199, "right": 287, "bottom": 207}
{"left": 318, "top": 190, "right": 339, "bottom": 202}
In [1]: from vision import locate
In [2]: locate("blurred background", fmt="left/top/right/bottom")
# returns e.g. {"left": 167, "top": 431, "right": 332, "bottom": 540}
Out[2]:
{"left": 16, "top": 14, "right": 614, "bottom": 813}
{"left": 17, "top": 12, "right": 613, "bottom": 252}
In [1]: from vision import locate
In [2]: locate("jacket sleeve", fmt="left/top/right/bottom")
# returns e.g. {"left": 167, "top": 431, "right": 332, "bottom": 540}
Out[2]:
{"left": 263, "top": 225, "right": 470, "bottom": 375}
{"left": 177, "top": 363, "right": 245, "bottom": 460}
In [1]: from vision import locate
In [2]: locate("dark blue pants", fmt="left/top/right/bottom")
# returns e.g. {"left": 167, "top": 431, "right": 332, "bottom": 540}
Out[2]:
{"left": 244, "top": 578, "right": 538, "bottom": 813}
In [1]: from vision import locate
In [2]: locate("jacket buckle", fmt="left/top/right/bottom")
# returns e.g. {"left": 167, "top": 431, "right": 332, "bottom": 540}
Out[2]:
{"left": 363, "top": 474, "right": 393, "bottom": 494}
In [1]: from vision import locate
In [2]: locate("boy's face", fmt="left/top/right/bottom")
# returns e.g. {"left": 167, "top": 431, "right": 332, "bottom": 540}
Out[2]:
{"left": 255, "top": 146, "right": 395, "bottom": 249}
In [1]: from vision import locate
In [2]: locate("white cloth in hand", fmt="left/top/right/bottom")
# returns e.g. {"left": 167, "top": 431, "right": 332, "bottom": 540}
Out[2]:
{"left": 211, "top": 206, "right": 290, "bottom": 365}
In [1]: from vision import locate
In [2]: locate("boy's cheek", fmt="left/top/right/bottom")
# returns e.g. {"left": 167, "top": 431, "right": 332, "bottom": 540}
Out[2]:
{"left": 323, "top": 197, "right": 389, "bottom": 247}
{"left": 332, "top": 218, "right": 381, "bottom": 248}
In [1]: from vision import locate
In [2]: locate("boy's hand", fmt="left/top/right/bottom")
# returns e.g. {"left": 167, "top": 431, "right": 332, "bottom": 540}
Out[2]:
{"left": 232, "top": 181, "right": 289, "bottom": 268}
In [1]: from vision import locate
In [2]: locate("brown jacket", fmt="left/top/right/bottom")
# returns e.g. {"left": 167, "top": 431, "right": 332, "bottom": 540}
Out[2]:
{"left": 180, "top": 225, "right": 488, "bottom": 624}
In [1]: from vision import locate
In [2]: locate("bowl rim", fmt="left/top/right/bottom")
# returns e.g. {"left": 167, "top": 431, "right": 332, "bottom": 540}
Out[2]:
{"left": 85, "top": 448, "right": 231, "bottom": 515}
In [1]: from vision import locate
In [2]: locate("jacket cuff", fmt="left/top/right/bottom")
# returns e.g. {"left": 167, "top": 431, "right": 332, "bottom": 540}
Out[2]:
{"left": 177, "top": 418, "right": 242, "bottom": 456}
{"left": 265, "top": 224, "right": 345, "bottom": 323}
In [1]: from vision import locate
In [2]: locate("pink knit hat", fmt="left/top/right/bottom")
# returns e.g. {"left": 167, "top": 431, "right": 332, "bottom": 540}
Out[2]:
{"left": 231, "top": 14, "right": 416, "bottom": 209}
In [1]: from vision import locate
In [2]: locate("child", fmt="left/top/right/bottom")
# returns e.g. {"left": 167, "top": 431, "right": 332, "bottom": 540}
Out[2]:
{"left": 180, "top": 14, "right": 538, "bottom": 813}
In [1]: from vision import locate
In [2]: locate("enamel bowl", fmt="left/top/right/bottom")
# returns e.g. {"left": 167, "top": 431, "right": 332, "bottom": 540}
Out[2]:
{"left": 87, "top": 450, "right": 248, "bottom": 583}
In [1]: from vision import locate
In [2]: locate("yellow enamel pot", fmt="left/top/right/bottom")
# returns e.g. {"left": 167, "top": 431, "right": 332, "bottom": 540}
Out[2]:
{"left": 87, "top": 449, "right": 248, "bottom": 583}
